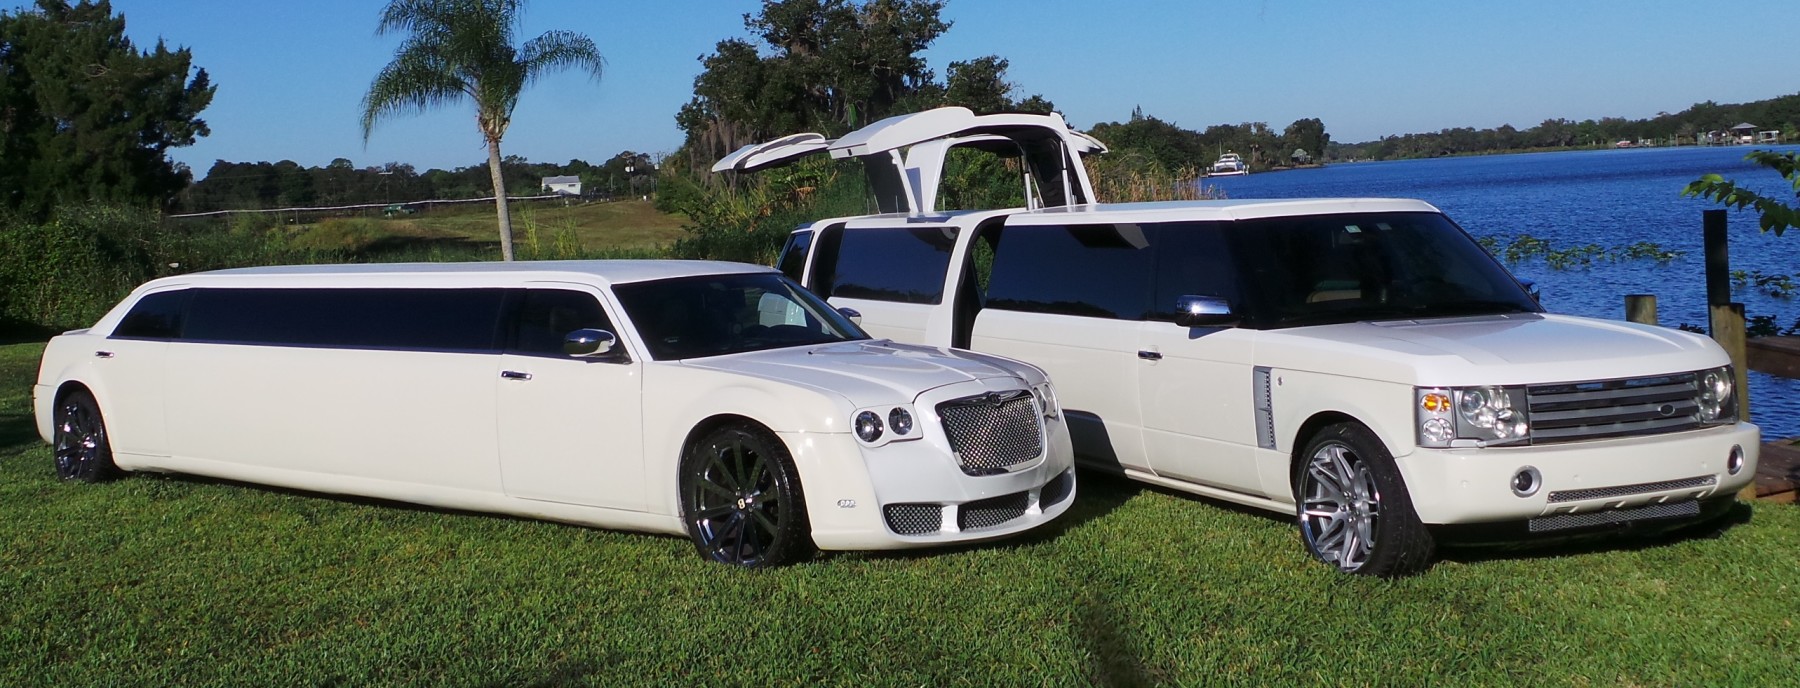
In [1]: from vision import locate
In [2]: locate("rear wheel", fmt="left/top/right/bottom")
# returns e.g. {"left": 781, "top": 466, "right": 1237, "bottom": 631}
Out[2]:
{"left": 679, "top": 423, "right": 814, "bottom": 568}
{"left": 53, "top": 389, "right": 119, "bottom": 483}
{"left": 1296, "top": 422, "right": 1433, "bottom": 576}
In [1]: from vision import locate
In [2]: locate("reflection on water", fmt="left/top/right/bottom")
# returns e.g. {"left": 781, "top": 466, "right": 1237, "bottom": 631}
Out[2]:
{"left": 1208, "top": 145, "right": 1800, "bottom": 438}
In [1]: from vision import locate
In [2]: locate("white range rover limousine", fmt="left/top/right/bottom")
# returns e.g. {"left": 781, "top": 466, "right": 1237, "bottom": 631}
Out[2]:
{"left": 33, "top": 260, "right": 1076, "bottom": 567}
{"left": 719, "top": 106, "right": 1761, "bottom": 576}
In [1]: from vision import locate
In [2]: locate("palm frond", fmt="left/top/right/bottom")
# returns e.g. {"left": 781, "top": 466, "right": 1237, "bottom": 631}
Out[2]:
{"left": 360, "top": 49, "right": 470, "bottom": 139}
{"left": 519, "top": 30, "right": 605, "bottom": 86}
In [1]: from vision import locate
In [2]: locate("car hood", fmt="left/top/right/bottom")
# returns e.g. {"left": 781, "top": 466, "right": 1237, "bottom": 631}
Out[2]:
{"left": 1260, "top": 313, "right": 1729, "bottom": 386}
{"left": 680, "top": 339, "right": 1036, "bottom": 407}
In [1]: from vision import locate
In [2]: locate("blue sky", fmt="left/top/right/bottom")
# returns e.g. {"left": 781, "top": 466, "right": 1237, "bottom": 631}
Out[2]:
{"left": 78, "top": 0, "right": 1800, "bottom": 176}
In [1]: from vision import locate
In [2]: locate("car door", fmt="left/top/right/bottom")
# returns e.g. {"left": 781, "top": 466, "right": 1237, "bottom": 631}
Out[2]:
{"left": 967, "top": 220, "right": 1156, "bottom": 472}
{"left": 1135, "top": 222, "right": 1263, "bottom": 494}
{"left": 810, "top": 223, "right": 960, "bottom": 344}
{"left": 495, "top": 283, "right": 645, "bottom": 511}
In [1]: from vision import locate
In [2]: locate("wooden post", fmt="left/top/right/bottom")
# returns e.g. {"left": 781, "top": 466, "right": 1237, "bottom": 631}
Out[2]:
{"left": 1624, "top": 294, "right": 1658, "bottom": 325}
{"left": 1711, "top": 302, "right": 1750, "bottom": 420}
{"left": 1703, "top": 209, "right": 1730, "bottom": 310}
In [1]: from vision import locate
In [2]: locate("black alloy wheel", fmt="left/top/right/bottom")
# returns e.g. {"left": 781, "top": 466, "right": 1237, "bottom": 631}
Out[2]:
{"left": 679, "top": 424, "right": 814, "bottom": 568}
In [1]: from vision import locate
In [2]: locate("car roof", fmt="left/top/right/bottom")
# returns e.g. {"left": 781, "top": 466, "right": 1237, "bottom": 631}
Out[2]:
{"left": 829, "top": 198, "right": 1442, "bottom": 229}
{"left": 144, "top": 260, "right": 776, "bottom": 290}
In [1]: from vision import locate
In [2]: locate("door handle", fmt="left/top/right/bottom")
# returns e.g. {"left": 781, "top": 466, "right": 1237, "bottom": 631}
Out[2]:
{"left": 94, "top": 351, "right": 115, "bottom": 359}
{"left": 500, "top": 370, "right": 533, "bottom": 381}
{"left": 1137, "top": 350, "right": 1163, "bottom": 361}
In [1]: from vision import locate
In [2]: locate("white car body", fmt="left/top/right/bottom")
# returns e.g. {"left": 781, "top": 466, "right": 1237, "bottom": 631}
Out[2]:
{"left": 727, "top": 108, "right": 1759, "bottom": 573}
{"left": 33, "top": 260, "right": 1076, "bottom": 559}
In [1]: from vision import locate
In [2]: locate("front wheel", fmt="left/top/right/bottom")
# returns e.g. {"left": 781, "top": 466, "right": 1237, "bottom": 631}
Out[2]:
{"left": 1296, "top": 422, "right": 1433, "bottom": 576}
{"left": 678, "top": 423, "right": 815, "bottom": 568}
{"left": 53, "top": 389, "right": 120, "bottom": 483}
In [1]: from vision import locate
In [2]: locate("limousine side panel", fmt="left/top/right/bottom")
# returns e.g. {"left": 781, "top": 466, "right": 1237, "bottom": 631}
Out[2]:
{"left": 162, "top": 343, "right": 504, "bottom": 493}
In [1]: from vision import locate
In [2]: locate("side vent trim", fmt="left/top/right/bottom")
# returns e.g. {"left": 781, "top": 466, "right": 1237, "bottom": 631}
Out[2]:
{"left": 1253, "top": 366, "right": 1276, "bottom": 450}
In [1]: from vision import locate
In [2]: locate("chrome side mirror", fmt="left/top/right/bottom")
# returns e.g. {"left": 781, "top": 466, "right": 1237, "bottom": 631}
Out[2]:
{"left": 837, "top": 307, "right": 862, "bottom": 325}
{"left": 1517, "top": 277, "right": 1541, "bottom": 304}
{"left": 564, "top": 328, "right": 621, "bottom": 359}
{"left": 1174, "top": 295, "right": 1235, "bottom": 328}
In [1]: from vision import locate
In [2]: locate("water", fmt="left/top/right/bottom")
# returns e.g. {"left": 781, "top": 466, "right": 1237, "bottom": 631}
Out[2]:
{"left": 1204, "top": 146, "right": 1800, "bottom": 439}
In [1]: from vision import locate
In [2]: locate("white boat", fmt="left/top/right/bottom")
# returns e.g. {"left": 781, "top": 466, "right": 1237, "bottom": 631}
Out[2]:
{"left": 1208, "top": 152, "right": 1248, "bottom": 176}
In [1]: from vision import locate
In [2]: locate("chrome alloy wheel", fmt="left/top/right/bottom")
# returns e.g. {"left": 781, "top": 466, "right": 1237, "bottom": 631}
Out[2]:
{"left": 53, "top": 397, "right": 104, "bottom": 480}
{"left": 687, "top": 436, "right": 785, "bottom": 567}
{"left": 1299, "top": 440, "right": 1381, "bottom": 571}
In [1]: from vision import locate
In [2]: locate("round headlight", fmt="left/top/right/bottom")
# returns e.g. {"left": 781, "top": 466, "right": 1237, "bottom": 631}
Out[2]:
{"left": 888, "top": 407, "right": 913, "bottom": 436}
{"left": 854, "top": 411, "right": 884, "bottom": 442}
{"left": 1698, "top": 368, "right": 1732, "bottom": 421}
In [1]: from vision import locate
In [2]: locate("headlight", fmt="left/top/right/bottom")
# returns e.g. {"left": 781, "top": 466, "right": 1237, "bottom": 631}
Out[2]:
{"left": 888, "top": 407, "right": 914, "bottom": 435}
{"left": 1697, "top": 366, "right": 1736, "bottom": 424}
{"left": 1417, "top": 385, "right": 1530, "bottom": 447}
{"left": 854, "top": 411, "right": 884, "bottom": 442}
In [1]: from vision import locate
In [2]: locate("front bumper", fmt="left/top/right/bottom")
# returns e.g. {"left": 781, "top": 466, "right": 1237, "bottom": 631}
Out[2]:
{"left": 780, "top": 411, "right": 1077, "bottom": 551}
{"left": 1395, "top": 422, "right": 1759, "bottom": 526}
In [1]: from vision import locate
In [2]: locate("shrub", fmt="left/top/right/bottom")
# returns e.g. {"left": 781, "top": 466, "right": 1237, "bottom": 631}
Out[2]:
{"left": 0, "top": 205, "right": 162, "bottom": 333}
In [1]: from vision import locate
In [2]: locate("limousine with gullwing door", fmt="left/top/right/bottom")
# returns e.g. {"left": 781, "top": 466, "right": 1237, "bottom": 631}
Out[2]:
{"left": 718, "top": 107, "right": 1761, "bottom": 576}
{"left": 33, "top": 260, "right": 1076, "bottom": 568}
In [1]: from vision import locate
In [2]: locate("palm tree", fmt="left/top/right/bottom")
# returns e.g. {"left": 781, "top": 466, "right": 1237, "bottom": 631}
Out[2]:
{"left": 361, "top": 0, "right": 603, "bottom": 261}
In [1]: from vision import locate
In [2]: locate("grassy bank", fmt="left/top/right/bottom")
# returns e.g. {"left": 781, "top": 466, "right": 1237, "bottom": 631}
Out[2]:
{"left": 1, "top": 340, "right": 1795, "bottom": 686}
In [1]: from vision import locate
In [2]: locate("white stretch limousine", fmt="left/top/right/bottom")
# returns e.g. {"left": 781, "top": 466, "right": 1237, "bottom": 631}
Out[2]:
{"left": 721, "top": 107, "right": 1760, "bottom": 576}
{"left": 34, "top": 260, "right": 1076, "bottom": 567}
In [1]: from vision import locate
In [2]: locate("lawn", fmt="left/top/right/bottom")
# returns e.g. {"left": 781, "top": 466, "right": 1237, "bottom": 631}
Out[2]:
{"left": 2, "top": 340, "right": 1795, "bottom": 686}
{"left": 378, "top": 198, "right": 687, "bottom": 254}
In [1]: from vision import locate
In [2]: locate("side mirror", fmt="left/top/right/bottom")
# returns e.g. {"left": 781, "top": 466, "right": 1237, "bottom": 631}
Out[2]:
{"left": 1173, "top": 295, "right": 1236, "bottom": 328}
{"left": 1516, "top": 277, "right": 1541, "bottom": 304}
{"left": 836, "top": 307, "right": 862, "bottom": 325}
{"left": 563, "top": 328, "right": 623, "bottom": 359}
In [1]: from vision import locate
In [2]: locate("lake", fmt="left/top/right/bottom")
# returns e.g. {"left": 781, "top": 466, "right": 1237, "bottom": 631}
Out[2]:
{"left": 1204, "top": 145, "right": 1800, "bottom": 439}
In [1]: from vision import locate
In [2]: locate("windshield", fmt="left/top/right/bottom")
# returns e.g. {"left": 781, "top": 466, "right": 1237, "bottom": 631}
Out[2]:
{"left": 612, "top": 272, "right": 869, "bottom": 360}
{"left": 1231, "top": 212, "right": 1541, "bottom": 328}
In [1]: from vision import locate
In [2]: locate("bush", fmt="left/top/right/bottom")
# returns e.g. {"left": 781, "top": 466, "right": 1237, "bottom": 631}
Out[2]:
{"left": 0, "top": 205, "right": 163, "bottom": 333}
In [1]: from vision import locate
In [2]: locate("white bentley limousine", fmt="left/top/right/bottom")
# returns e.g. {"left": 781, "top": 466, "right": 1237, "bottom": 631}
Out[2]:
{"left": 33, "top": 260, "right": 1076, "bottom": 567}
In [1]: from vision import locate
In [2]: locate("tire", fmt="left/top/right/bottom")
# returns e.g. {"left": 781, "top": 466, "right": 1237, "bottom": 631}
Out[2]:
{"left": 1295, "top": 422, "right": 1433, "bottom": 576}
{"left": 52, "top": 389, "right": 120, "bottom": 483}
{"left": 678, "top": 423, "right": 815, "bottom": 568}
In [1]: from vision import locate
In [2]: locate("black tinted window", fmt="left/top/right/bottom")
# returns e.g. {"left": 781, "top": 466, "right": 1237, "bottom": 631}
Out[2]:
{"left": 112, "top": 290, "right": 190, "bottom": 339}
{"left": 775, "top": 230, "right": 813, "bottom": 281}
{"left": 510, "top": 289, "right": 616, "bottom": 356}
{"left": 613, "top": 273, "right": 864, "bottom": 360}
{"left": 1149, "top": 222, "right": 1238, "bottom": 322}
{"left": 985, "top": 223, "right": 1155, "bottom": 320}
{"left": 183, "top": 287, "right": 507, "bottom": 352}
{"left": 814, "top": 227, "right": 956, "bottom": 304}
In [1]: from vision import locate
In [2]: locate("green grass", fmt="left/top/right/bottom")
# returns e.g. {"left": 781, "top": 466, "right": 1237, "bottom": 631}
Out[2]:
{"left": 378, "top": 198, "right": 687, "bottom": 254}
{"left": 2, "top": 339, "right": 1796, "bottom": 686}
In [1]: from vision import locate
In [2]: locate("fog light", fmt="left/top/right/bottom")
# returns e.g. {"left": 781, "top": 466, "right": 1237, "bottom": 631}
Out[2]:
{"left": 1510, "top": 466, "right": 1542, "bottom": 498}
{"left": 854, "top": 411, "right": 884, "bottom": 443}
{"left": 1727, "top": 445, "right": 1745, "bottom": 475}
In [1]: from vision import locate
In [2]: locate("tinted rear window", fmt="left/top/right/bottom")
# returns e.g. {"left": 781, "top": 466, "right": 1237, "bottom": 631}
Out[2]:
{"left": 183, "top": 287, "right": 507, "bottom": 352}
{"left": 813, "top": 227, "right": 957, "bottom": 304}
{"left": 984, "top": 223, "right": 1155, "bottom": 320}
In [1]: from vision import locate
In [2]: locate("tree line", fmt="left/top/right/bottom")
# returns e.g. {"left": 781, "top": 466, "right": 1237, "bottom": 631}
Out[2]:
{"left": 1331, "top": 93, "right": 1800, "bottom": 160}
{"left": 176, "top": 151, "right": 660, "bottom": 213}
{"left": 1088, "top": 108, "right": 1329, "bottom": 172}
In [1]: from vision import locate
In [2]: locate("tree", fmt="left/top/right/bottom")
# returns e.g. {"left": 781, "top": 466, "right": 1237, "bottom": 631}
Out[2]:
{"left": 1685, "top": 151, "right": 1800, "bottom": 236}
{"left": 0, "top": 0, "right": 214, "bottom": 218}
{"left": 360, "top": 0, "right": 604, "bottom": 261}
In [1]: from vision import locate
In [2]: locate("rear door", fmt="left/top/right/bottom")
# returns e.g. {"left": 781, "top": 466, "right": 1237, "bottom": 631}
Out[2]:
{"left": 495, "top": 283, "right": 646, "bottom": 511}
{"left": 967, "top": 220, "right": 1156, "bottom": 472}
{"left": 809, "top": 223, "right": 960, "bottom": 344}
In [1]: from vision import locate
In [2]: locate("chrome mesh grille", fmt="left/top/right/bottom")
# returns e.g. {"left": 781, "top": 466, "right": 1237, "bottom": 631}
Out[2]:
{"left": 957, "top": 492, "right": 1029, "bottom": 531}
{"left": 937, "top": 391, "right": 1043, "bottom": 475}
{"left": 1528, "top": 500, "right": 1701, "bottom": 532}
{"left": 1546, "top": 476, "right": 1718, "bottom": 503}
{"left": 883, "top": 504, "right": 942, "bottom": 536}
{"left": 1040, "top": 470, "right": 1074, "bottom": 508}
{"left": 1527, "top": 372, "right": 1705, "bottom": 444}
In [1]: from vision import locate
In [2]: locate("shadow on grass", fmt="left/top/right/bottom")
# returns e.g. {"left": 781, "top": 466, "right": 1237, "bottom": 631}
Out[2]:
{"left": 0, "top": 413, "right": 41, "bottom": 456}
{"left": 1436, "top": 499, "right": 1755, "bottom": 566}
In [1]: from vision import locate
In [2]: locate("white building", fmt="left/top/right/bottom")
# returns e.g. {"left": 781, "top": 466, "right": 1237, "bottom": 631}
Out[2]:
{"left": 541, "top": 175, "right": 581, "bottom": 196}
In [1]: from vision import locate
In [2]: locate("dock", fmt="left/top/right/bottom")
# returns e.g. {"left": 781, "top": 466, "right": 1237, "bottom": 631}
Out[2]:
{"left": 1746, "top": 336, "right": 1800, "bottom": 501}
